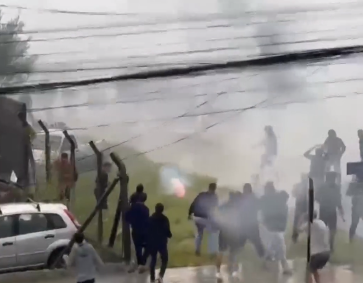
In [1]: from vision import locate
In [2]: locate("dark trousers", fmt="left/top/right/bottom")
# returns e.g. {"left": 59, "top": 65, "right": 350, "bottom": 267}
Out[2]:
{"left": 350, "top": 198, "right": 360, "bottom": 240}
{"left": 319, "top": 207, "right": 337, "bottom": 251}
{"left": 132, "top": 231, "right": 148, "bottom": 266}
{"left": 239, "top": 225, "right": 265, "bottom": 258}
{"left": 149, "top": 245, "right": 168, "bottom": 281}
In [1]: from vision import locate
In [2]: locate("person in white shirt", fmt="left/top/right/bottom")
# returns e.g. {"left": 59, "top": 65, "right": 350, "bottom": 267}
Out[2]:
{"left": 299, "top": 211, "right": 330, "bottom": 283}
{"left": 65, "top": 232, "right": 104, "bottom": 283}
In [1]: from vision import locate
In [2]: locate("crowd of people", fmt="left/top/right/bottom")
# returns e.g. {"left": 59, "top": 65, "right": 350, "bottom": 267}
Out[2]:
{"left": 61, "top": 126, "right": 363, "bottom": 283}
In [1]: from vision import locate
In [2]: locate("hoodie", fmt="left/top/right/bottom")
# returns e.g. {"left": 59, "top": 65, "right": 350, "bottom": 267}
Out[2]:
{"left": 148, "top": 212, "right": 172, "bottom": 248}
{"left": 125, "top": 202, "right": 150, "bottom": 234}
{"left": 67, "top": 241, "right": 104, "bottom": 282}
{"left": 260, "top": 190, "right": 289, "bottom": 232}
{"left": 188, "top": 191, "right": 218, "bottom": 219}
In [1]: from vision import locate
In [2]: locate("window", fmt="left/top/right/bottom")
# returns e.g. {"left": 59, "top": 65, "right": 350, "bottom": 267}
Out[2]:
{"left": 0, "top": 216, "right": 15, "bottom": 239}
{"left": 18, "top": 213, "right": 49, "bottom": 235}
{"left": 45, "top": 214, "right": 67, "bottom": 229}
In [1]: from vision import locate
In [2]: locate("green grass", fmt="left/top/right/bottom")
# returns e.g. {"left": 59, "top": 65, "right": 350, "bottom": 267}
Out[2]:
{"left": 34, "top": 145, "right": 363, "bottom": 268}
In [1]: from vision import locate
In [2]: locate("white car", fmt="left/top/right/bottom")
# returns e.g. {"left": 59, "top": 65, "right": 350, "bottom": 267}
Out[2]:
{"left": 0, "top": 202, "right": 80, "bottom": 272}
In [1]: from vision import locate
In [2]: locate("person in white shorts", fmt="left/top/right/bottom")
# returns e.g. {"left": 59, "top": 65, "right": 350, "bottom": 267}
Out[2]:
{"left": 260, "top": 182, "right": 291, "bottom": 274}
{"left": 299, "top": 211, "right": 330, "bottom": 283}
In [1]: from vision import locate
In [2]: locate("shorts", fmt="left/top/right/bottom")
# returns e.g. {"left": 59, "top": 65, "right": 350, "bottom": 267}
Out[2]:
{"left": 310, "top": 252, "right": 330, "bottom": 272}
{"left": 218, "top": 231, "right": 243, "bottom": 253}
{"left": 319, "top": 208, "right": 337, "bottom": 231}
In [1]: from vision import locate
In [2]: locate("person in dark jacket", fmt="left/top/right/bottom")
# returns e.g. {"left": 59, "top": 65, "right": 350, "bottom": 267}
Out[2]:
{"left": 148, "top": 203, "right": 172, "bottom": 283}
{"left": 125, "top": 194, "right": 149, "bottom": 273}
{"left": 260, "top": 182, "right": 291, "bottom": 274}
{"left": 130, "top": 184, "right": 148, "bottom": 205}
{"left": 316, "top": 171, "right": 345, "bottom": 252}
{"left": 188, "top": 183, "right": 218, "bottom": 255}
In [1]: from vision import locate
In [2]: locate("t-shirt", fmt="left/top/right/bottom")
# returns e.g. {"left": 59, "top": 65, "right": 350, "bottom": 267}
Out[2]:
{"left": 324, "top": 137, "right": 345, "bottom": 158}
{"left": 301, "top": 219, "right": 330, "bottom": 255}
{"left": 308, "top": 155, "right": 326, "bottom": 179}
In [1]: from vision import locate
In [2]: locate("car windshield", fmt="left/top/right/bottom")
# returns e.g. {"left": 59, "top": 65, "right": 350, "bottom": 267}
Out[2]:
{"left": 32, "top": 135, "right": 62, "bottom": 151}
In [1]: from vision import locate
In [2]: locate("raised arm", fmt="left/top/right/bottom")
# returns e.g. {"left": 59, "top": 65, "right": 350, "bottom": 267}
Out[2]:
{"left": 303, "top": 145, "right": 317, "bottom": 160}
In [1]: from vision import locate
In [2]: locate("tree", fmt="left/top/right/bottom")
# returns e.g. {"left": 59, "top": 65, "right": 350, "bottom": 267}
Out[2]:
{"left": 0, "top": 10, "right": 37, "bottom": 123}
{"left": 0, "top": 11, "right": 36, "bottom": 86}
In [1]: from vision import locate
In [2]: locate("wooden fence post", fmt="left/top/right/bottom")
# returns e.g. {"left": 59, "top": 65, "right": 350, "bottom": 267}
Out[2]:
{"left": 89, "top": 141, "right": 103, "bottom": 244}
{"left": 108, "top": 152, "right": 131, "bottom": 262}
{"left": 38, "top": 120, "right": 51, "bottom": 186}
{"left": 63, "top": 130, "right": 76, "bottom": 211}
{"left": 51, "top": 177, "right": 120, "bottom": 269}
{"left": 306, "top": 178, "right": 315, "bottom": 283}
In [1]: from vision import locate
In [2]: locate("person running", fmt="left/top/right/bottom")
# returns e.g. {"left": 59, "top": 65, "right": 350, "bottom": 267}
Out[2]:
{"left": 260, "top": 125, "right": 278, "bottom": 169}
{"left": 322, "top": 129, "right": 346, "bottom": 179}
{"left": 212, "top": 191, "right": 244, "bottom": 279}
{"left": 188, "top": 183, "right": 219, "bottom": 256}
{"left": 130, "top": 184, "right": 148, "bottom": 205}
{"left": 303, "top": 145, "right": 327, "bottom": 190}
{"left": 299, "top": 211, "right": 330, "bottom": 283}
{"left": 260, "top": 182, "right": 292, "bottom": 274}
{"left": 238, "top": 184, "right": 266, "bottom": 264}
{"left": 358, "top": 129, "right": 363, "bottom": 161}
{"left": 291, "top": 174, "right": 308, "bottom": 243}
{"left": 315, "top": 171, "right": 345, "bottom": 252}
{"left": 148, "top": 203, "right": 172, "bottom": 283}
{"left": 65, "top": 232, "right": 104, "bottom": 283}
{"left": 125, "top": 193, "right": 149, "bottom": 273}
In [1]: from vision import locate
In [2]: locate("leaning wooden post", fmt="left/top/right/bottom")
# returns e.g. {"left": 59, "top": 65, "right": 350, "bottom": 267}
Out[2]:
{"left": 89, "top": 141, "right": 104, "bottom": 244}
{"left": 63, "top": 130, "right": 76, "bottom": 211}
{"left": 38, "top": 120, "right": 51, "bottom": 186}
{"left": 51, "top": 177, "right": 120, "bottom": 269}
{"left": 108, "top": 152, "right": 131, "bottom": 262}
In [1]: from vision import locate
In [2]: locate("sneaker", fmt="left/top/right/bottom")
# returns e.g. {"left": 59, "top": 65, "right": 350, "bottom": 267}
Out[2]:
{"left": 216, "top": 272, "right": 222, "bottom": 279}
{"left": 232, "top": 271, "right": 239, "bottom": 278}
{"left": 156, "top": 277, "right": 163, "bottom": 283}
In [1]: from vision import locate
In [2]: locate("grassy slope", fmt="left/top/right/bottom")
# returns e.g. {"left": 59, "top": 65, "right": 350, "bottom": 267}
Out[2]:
{"left": 35, "top": 145, "right": 363, "bottom": 267}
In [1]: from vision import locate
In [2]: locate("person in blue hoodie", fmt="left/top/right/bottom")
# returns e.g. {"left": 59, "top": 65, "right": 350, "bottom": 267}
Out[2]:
{"left": 148, "top": 203, "right": 172, "bottom": 283}
{"left": 125, "top": 193, "right": 150, "bottom": 273}
{"left": 188, "top": 183, "right": 218, "bottom": 255}
{"left": 260, "top": 181, "right": 292, "bottom": 274}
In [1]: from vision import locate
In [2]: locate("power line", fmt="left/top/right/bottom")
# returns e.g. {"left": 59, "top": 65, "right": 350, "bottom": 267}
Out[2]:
{"left": 27, "top": 61, "right": 360, "bottom": 114}
{"left": 33, "top": 89, "right": 363, "bottom": 135}
{"left": 75, "top": 77, "right": 240, "bottom": 161}
{"left": 2, "top": 44, "right": 363, "bottom": 95}
{"left": 2, "top": 18, "right": 363, "bottom": 46}
{"left": 29, "top": 75, "right": 241, "bottom": 112}
{"left": 2, "top": 2, "right": 363, "bottom": 17}
{"left": 4, "top": 23, "right": 361, "bottom": 64}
